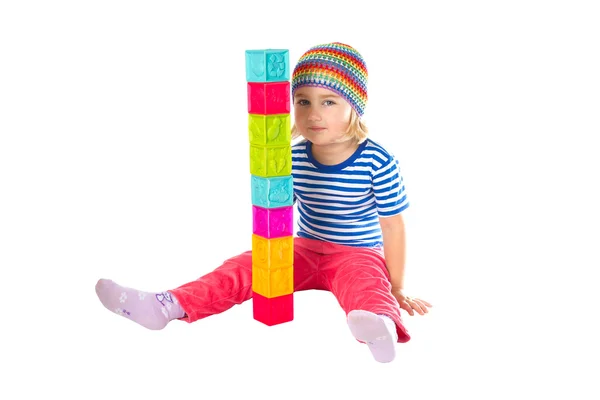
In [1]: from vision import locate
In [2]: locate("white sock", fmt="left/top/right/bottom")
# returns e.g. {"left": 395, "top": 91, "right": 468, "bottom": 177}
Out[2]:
{"left": 347, "top": 310, "right": 398, "bottom": 363}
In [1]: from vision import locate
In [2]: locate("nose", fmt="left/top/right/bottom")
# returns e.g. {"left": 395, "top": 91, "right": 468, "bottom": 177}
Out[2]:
{"left": 307, "top": 107, "right": 321, "bottom": 121}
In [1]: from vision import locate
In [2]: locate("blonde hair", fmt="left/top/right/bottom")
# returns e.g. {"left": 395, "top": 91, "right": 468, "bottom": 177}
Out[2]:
{"left": 291, "top": 108, "right": 369, "bottom": 144}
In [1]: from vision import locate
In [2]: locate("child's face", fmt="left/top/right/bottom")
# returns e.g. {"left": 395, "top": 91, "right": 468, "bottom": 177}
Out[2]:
{"left": 293, "top": 86, "right": 353, "bottom": 146}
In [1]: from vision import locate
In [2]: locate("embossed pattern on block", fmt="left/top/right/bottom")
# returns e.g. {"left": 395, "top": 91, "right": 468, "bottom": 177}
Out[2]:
{"left": 251, "top": 175, "right": 293, "bottom": 209}
{"left": 252, "top": 291, "right": 293, "bottom": 326}
{"left": 249, "top": 145, "right": 291, "bottom": 177}
{"left": 248, "top": 114, "right": 291, "bottom": 147}
{"left": 252, "top": 265, "right": 294, "bottom": 298}
{"left": 252, "top": 234, "right": 293, "bottom": 270}
{"left": 245, "top": 50, "right": 290, "bottom": 83}
{"left": 253, "top": 205, "right": 293, "bottom": 239}
{"left": 247, "top": 82, "right": 290, "bottom": 115}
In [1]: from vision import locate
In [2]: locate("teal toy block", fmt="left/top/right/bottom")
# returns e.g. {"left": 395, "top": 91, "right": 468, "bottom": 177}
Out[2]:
{"left": 245, "top": 49, "right": 290, "bottom": 82}
{"left": 248, "top": 114, "right": 291, "bottom": 147}
{"left": 251, "top": 175, "right": 294, "bottom": 209}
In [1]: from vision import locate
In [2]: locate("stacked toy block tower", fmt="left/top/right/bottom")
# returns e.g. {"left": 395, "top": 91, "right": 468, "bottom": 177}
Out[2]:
{"left": 245, "top": 49, "right": 294, "bottom": 326}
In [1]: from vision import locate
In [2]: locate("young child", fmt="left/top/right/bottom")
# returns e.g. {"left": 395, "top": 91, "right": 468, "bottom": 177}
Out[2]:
{"left": 96, "top": 42, "right": 432, "bottom": 363}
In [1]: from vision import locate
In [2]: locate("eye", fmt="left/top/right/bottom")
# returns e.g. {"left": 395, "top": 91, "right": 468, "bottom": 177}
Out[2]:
{"left": 323, "top": 100, "right": 336, "bottom": 106}
{"left": 296, "top": 99, "right": 309, "bottom": 106}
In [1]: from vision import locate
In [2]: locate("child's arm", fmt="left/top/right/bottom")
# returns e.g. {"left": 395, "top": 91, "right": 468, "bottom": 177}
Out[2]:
{"left": 379, "top": 213, "right": 407, "bottom": 289}
{"left": 380, "top": 213, "right": 432, "bottom": 316}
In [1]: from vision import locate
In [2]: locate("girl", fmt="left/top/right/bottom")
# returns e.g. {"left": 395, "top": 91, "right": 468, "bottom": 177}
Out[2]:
{"left": 96, "top": 42, "right": 432, "bottom": 363}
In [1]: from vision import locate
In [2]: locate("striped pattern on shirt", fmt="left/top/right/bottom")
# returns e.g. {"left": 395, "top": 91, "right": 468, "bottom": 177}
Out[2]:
{"left": 292, "top": 138, "right": 409, "bottom": 248}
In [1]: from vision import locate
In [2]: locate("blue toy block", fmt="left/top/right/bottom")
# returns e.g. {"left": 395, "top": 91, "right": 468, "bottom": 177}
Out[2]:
{"left": 245, "top": 49, "right": 290, "bottom": 82}
{"left": 251, "top": 175, "right": 294, "bottom": 208}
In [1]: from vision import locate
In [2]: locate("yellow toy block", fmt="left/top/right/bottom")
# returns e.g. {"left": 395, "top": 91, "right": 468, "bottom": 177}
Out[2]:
{"left": 251, "top": 234, "right": 293, "bottom": 270}
{"left": 252, "top": 264, "right": 294, "bottom": 298}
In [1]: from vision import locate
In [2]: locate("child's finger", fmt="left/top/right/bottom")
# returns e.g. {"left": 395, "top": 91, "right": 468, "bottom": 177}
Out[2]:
{"left": 402, "top": 301, "right": 414, "bottom": 316}
{"left": 405, "top": 297, "right": 424, "bottom": 315}
{"left": 412, "top": 302, "right": 426, "bottom": 315}
{"left": 417, "top": 298, "right": 433, "bottom": 308}
{"left": 415, "top": 300, "right": 429, "bottom": 313}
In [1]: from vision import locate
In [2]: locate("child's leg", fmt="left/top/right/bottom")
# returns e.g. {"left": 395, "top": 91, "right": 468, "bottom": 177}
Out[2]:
{"left": 95, "top": 279, "right": 185, "bottom": 330}
{"left": 169, "top": 250, "right": 253, "bottom": 323}
{"left": 96, "top": 239, "right": 322, "bottom": 330}
{"left": 173, "top": 238, "right": 324, "bottom": 322}
{"left": 95, "top": 250, "right": 254, "bottom": 330}
{"left": 319, "top": 244, "right": 411, "bottom": 362}
{"left": 346, "top": 310, "right": 399, "bottom": 363}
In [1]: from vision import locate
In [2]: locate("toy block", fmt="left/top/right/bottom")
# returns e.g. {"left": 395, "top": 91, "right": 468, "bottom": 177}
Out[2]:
{"left": 248, "top": 82, "right": 290, "bottom": 115}
{"left": 252, "top": 264, "right": 294, "bottom": 298}
{"left": 249, "top": 144, "right": 291, "bottom": 177}
{"left": 245, "top": 49, "right": 290, "bottom": 82}
{"left": 246, "top": 47, "right": 293, "bottom": 327}
{"left": 252, "top": 291, "right": 293, "bottom": 326}
{"left": 251, "top": 175, "right": 293, "bottom": 209}
{"left": 253, "top": 205, "right": 293, "bottom": 239}
{"left": 248, "top": 114, "right": 291, "bottom": 147}
{"left": 251, "top": 234, "right": 293, "bottom": 270}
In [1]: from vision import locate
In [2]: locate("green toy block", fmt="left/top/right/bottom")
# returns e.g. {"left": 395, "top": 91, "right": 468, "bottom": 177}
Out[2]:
{"left": 245, "top": 49, "right": 290, "bottom": 82}
{"left": 248, "top": 114, "right": 291, "bottom": 147}
{"left": 250, "top": 145, "right": 292, "bottom": 178}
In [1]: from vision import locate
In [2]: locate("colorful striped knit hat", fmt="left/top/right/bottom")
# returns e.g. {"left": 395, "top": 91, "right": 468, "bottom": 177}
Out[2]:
{"left": 291, "top": 42, "right": 368, "bottom": 117}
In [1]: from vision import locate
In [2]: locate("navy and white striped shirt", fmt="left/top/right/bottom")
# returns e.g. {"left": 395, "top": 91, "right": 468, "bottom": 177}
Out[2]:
{"left": 292, "top": 138, "right": 409, "bottom": 248}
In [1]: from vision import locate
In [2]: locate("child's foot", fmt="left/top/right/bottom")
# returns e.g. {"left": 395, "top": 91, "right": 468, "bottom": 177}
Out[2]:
{"left": 95, "top": 279, "right": 185, "bottom": 330}
{"left": 347, "top": 310, "right": 398, "bottom": 363}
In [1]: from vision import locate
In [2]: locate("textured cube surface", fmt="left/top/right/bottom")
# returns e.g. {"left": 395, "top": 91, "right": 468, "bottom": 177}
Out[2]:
{"left": 248, "top": 114, "right": 291, "bottom": 147}
{"left": 250, "top": 145, "right": 291, "bottom": 177}
{"left": 251, "top": 175, "right": 293, "bottom": 209}
{"left": 252, "top": 291, "right": 294, "bottom": 326}
{"left": 252, "top": 264, "right": 294, "bottom": 298}
{"left": 252, "top": 234, "right": 293, "bottom": 270}
{"left": 245, "top": 50, "right": 290, "bottom": 82}
{"left": 248, "top": 82, "right": 290, "bottom": 115}
{"left": 253, "top": 205, "right": 293, "bottom": 239}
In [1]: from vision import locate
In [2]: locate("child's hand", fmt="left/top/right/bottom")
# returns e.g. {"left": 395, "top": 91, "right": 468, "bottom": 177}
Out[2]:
{"left": 391, "top": 288, "right": 432, "bottom": 316}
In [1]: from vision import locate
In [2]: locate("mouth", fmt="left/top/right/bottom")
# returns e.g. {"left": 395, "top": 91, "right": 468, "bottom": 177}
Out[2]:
{"left": 308, "top": 126, "right": 326, "bottom": 131}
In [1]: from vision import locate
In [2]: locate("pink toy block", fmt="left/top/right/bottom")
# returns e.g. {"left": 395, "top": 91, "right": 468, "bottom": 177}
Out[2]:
{"left": 247, "top": 82, "right": 290, "bottom": 115}
{"left": 252, "top": 205, "right": 293, "bottom": 239}
{"left": 252, "top": 291, "right": 294, "bottom": 326}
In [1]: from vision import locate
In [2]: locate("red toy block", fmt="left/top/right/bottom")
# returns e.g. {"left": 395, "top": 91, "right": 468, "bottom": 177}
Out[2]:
{"left": 252, "top": 291, "right": 294, "bottom": 326}
{"left": 248, "top": 81, "right": 290, "bottom": 115}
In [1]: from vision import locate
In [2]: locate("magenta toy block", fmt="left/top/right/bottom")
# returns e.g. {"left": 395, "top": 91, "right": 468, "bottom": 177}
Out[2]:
{"left": 252, "top": 291, "right": 294, "bottom": 326}
{"left": 252, "top": 205, "right": 293, "bottom": 239}
{"left": 247, "top": 82, "right": 290, "bottom": 115}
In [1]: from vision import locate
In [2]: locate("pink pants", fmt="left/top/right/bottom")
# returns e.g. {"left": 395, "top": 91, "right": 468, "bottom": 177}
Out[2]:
{"left": 170, "top": 237, "right": 410, "bottom": 343}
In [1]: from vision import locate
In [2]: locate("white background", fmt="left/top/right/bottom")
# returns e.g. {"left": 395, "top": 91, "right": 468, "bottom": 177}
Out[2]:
{"left": 1, "top": 1, "right": 599, "bottom": 399}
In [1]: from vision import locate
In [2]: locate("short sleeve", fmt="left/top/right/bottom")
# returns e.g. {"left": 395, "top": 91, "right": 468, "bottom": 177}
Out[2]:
{"left": 372, "top": 156, "right": 409, "bottom": 217}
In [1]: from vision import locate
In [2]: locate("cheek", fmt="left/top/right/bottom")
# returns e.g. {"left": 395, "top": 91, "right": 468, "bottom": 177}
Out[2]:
{"left": 336, "top": 108, "right": 352, "bottom": 129}
{"left": 343, "top": 106, "right": 352, "bottom": 120}
{"left": 293, "top": 109, "right": 306, "bottom": 123}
